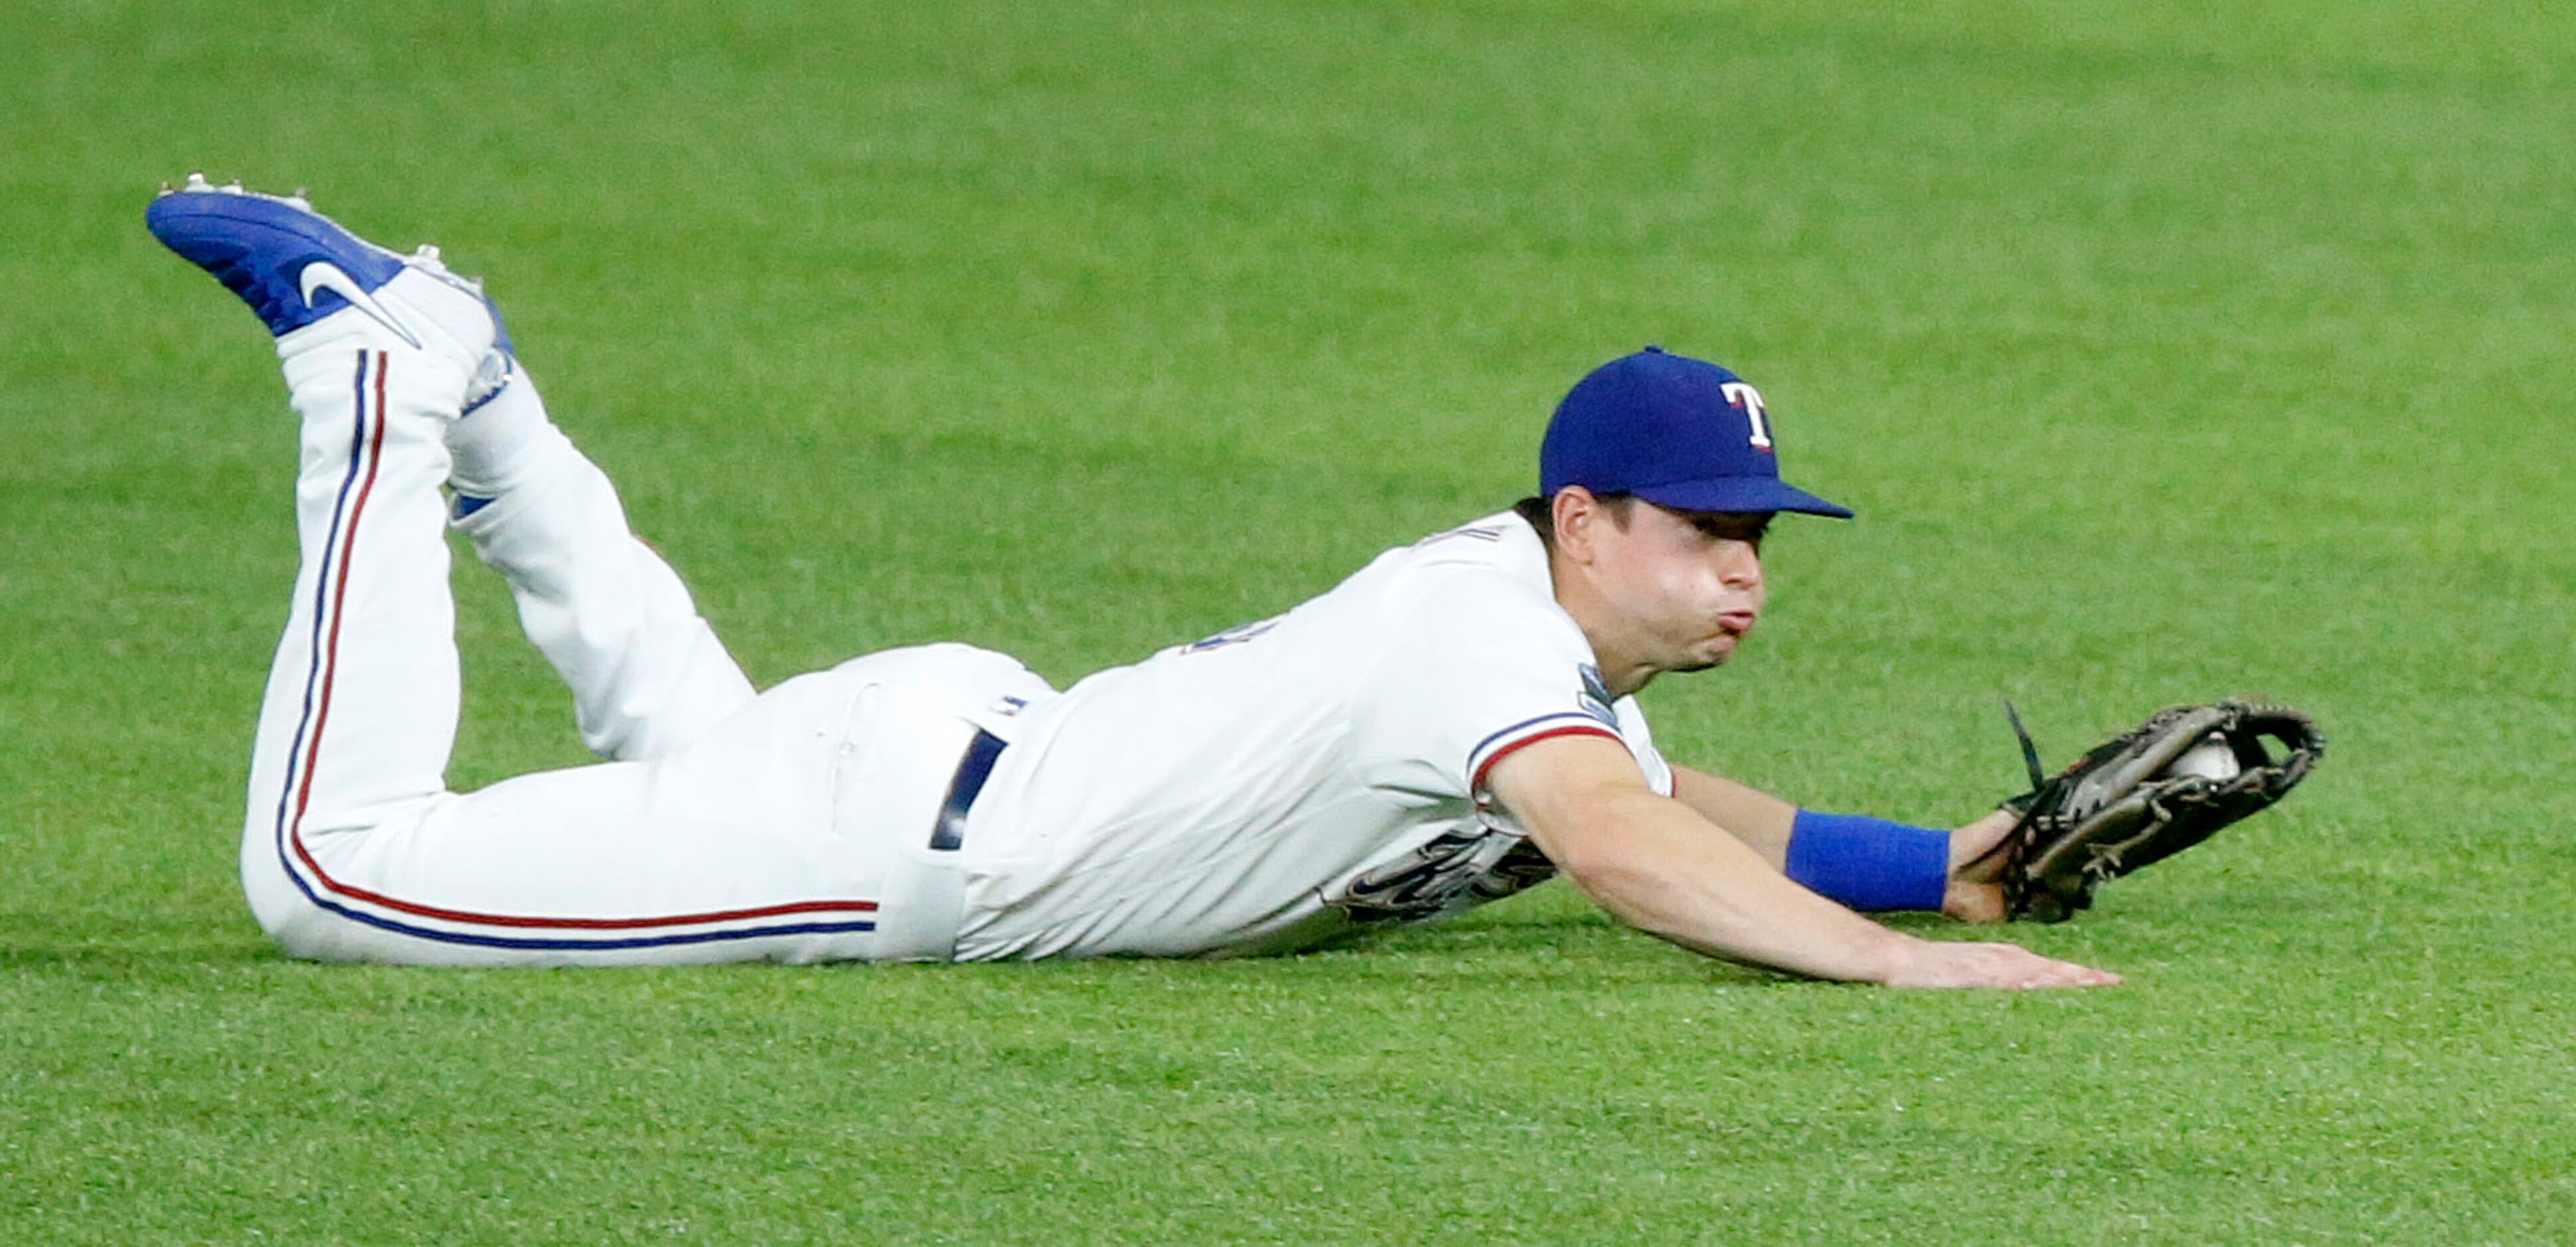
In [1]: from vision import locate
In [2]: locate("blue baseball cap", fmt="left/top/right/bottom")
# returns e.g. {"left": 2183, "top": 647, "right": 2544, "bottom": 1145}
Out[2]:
{"left": 1540, "top": 347, "right": 1853, "bottom": 519}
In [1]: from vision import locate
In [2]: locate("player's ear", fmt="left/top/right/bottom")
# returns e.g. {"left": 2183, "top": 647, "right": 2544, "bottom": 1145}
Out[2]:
{"left": 1551, "top": 487, "right": 1604, "bottom": 563}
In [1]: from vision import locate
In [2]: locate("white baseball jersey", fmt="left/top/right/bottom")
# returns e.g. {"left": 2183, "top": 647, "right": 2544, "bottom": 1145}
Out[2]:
{"left": 958, "top": 511, "right": 1675, "bottom": 959}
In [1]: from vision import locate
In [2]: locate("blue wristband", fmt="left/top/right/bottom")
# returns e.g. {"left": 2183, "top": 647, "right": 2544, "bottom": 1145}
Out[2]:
{"left": 1784, "top": 810, "right": 1952, "bottom": 912}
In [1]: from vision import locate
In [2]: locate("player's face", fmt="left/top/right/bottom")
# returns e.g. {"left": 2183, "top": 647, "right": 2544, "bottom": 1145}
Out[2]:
{"left": 1586, "top": 503, "right": 1770, "bottom": 677}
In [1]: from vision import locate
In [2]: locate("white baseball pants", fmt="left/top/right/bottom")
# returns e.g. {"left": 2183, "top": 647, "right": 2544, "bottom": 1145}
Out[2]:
{"left": 237, "top": 318, "right": 1049, "bottom": 965}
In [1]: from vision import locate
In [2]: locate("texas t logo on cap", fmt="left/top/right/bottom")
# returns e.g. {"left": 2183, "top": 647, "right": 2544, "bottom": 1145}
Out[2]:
{"left": 1718, "top": 381, "right": 1773, "bottom": 452}
{"left": 1539, "top": 346, "right": 1852, "bottom": 518}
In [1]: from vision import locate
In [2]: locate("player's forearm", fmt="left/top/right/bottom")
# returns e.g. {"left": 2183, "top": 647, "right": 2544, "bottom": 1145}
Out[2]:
{"left": 1552, "top": 789, "right": 1912, "bottom": 983}
{"left": 1667, "top": 764, "right": 1798, "bottom": 867}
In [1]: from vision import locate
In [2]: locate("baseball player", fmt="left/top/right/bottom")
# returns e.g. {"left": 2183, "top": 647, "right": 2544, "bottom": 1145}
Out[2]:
{"left": 148, "top": 177, "right": 2122, "bottom": 989}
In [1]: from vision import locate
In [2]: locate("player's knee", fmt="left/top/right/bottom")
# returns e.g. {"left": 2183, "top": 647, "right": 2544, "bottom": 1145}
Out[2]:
{"left": 237, "top": 838, "right": 347, "bottom": 961}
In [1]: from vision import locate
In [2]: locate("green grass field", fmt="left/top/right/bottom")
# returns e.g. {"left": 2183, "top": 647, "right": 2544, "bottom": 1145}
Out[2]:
{"left": 7, "top": 1, "right": 2573, "bottom": 1242}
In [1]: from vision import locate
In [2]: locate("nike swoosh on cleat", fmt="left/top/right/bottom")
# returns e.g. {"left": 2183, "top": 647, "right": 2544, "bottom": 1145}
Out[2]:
{"left": 298, "top": 261, "right": 424, "bottom": 348}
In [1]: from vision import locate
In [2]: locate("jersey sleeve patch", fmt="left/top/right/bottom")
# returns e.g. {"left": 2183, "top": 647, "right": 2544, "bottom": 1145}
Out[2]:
{"left": 1577, "top": 663, "right": 1618, "bottom": 726}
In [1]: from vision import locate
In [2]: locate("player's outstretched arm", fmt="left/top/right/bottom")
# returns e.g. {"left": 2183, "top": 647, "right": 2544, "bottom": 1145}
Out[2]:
{"left": 1486, "top": 736, "right": 2119, "bottom": 989}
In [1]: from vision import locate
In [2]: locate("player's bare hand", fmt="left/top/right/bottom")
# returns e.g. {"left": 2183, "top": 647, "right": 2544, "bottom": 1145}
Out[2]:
{"left": 1940, "top": 808, "right": 2019, "bottom": 924}
{"left": 1881, "top": 938, "right": 2120, "bottom": 990}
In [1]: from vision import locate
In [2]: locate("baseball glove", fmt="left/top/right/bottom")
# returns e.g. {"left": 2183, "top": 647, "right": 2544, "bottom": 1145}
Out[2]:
{"left": 1988, "top": 699, "right": 2326, "bottom": 922}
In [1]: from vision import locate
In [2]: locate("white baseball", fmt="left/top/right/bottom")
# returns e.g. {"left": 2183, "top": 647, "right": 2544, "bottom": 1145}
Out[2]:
{"left": 2169, "top": 736, "right": 2242, "bottom": 782}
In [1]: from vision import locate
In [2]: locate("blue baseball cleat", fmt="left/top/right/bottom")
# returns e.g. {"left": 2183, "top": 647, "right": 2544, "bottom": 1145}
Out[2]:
{"left": 147, "top": 174, "right": 514, "bottom": 361}
{"left": 148, "top": 175, "right": 415, "bottom": 340}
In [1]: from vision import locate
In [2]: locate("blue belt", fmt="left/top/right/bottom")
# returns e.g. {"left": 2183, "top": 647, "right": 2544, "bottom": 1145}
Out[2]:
{"left": 930, "top": 728, "right": 1007, "bottom": 852}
